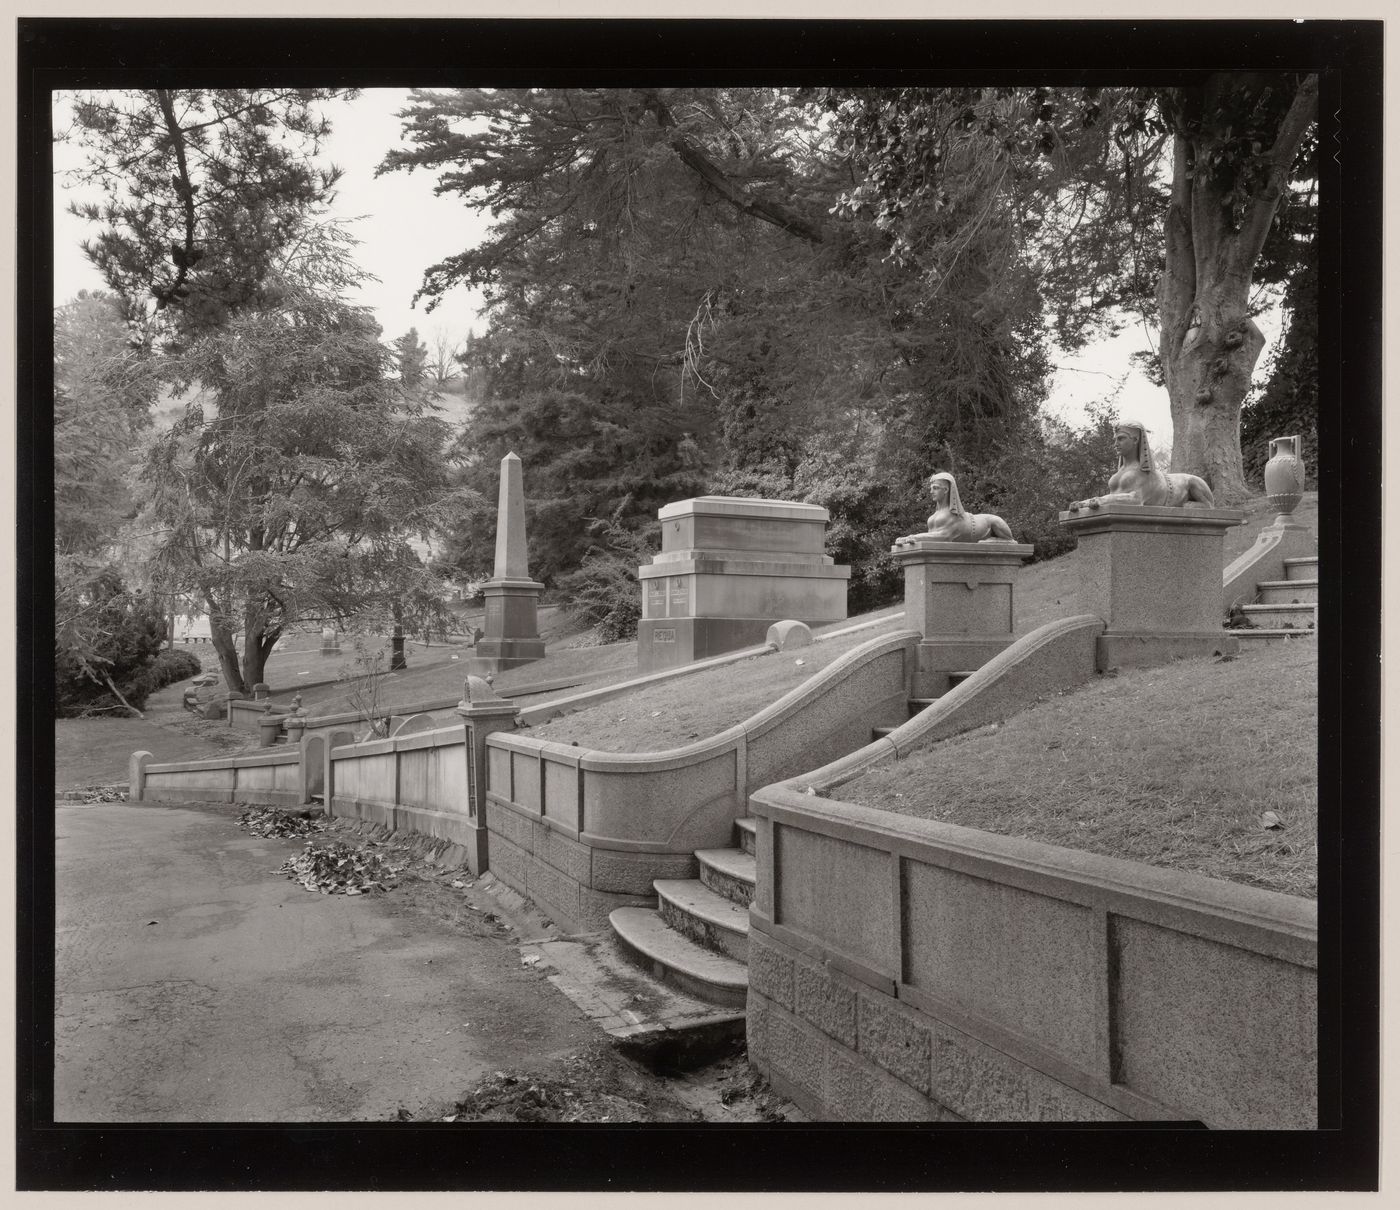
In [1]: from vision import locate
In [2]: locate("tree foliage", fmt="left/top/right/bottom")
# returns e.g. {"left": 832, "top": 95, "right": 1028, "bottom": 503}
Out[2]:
{"left": 383, "top": 86, "right": 1122, "bottom": 604}
{"left": 54, "top": 290, "right": 158, "bottom": 554}
{"left": 142, "top": 289, "right": 462, "bottom": 694}
{"left": 62, "top": 87, "right": 354, "bottom": 345}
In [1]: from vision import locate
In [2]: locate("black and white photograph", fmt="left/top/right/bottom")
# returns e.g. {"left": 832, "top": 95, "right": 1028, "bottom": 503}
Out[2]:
{"left": 15, "top": 11, "right": 1382, "bottom": 1195}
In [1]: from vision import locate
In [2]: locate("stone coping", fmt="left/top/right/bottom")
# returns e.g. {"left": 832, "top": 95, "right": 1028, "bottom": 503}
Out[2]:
{"left": 146, "top": 748, "right": 300, "bottom": 774}
{"left": 492, "top": 629, "right": 919, "bottom": 773}
{"left": 657, "top": 496, "right": 830, "bottom": 522}
{"left": 779, "top": 615, "right": 1104, "bottom": 792}
{"left": 749, "top": 785, "right": 1317, "bottom": 965}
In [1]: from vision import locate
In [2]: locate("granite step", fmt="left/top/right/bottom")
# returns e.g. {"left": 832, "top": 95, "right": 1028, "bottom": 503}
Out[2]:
{"left": 1257, "top": 578, "right": 1318, "bottom": 605}
{"left": 734, "top": 816, "right": 756, "bottom": 857}
{"left": 696, "top": 847, "right": 756, "bottom": 906}
{"left": 1235, "top": 628, "right": 1317, "bottom": 645}
{"left": 1239, "top": 602, "right": 1316, "bottom": 629}
{"left": 656, "top": 877, "right": 749, "bottom": 962}
{"left": 609, "top": 906, "right": 748, "bottom": 1009}
{"left": 1284, "top": 556, "right": 1318, "bottom": 581}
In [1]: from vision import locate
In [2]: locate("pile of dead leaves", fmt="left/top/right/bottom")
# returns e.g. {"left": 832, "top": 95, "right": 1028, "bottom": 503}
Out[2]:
{"left": 60, "top": 786, "right": 127, "bottom": 803}
{"left": 238, "top": 805, "right": 327, "bottom": 839}
{"left": 274, "top": 839, "right": 401, "bottom": 896}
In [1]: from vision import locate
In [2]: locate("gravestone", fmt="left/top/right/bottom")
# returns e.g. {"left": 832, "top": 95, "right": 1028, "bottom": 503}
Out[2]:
{"left": 636, "top": 497, "right": 850, "bottom": 673}
{"left": 469, "top": 452, "right": 546, "bottom": 675}
{"left": 320, "top": 626, "right": 340, "bottom": 656}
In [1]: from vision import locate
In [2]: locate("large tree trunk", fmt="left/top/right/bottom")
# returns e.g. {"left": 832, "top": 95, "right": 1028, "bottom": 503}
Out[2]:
{"left": 207, "top": 592, "right": 247, "bottom": 696}
{"left": 1155, "top": 75, "right": 1317, "bottom": 503}
{"left": 240, "top": 617, "right": 281, "bottom": 694}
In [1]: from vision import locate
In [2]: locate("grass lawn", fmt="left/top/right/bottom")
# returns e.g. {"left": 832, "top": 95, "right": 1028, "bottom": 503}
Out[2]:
{"left": 838, "top": 639, "right": 1317, "bottom": 899}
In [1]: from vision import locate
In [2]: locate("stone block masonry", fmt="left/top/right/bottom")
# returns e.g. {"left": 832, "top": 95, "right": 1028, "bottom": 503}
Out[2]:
{"left": 747, "top": 785, "right": 1316, "bottom": 1126}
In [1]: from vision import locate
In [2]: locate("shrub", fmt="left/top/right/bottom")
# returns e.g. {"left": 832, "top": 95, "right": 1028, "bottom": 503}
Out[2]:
{"left": 54, "top": 568, "right": 167, "bottom": 716}
{"left": 134, "top": 648, "right": 205, "bottom": 696}
{"left": 557, "top": 502, "right": 658, "bottom": 643}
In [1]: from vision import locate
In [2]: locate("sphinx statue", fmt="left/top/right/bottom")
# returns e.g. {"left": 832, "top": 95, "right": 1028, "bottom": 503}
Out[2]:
{"left": 1068, "top": 421, "right": 1215, "bottom": 512}
{"left": 903, "top": 471, "right": 1016, "bottom": 543}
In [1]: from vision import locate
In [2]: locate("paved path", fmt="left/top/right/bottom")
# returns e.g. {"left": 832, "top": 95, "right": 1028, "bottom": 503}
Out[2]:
{"left": 55, "top": 799, "right": 594, "bottom": 1122}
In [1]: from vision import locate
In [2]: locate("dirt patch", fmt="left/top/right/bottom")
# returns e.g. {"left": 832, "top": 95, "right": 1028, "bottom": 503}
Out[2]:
{"left": 423, "top": 1040, "right": 798, "bottom": 1124}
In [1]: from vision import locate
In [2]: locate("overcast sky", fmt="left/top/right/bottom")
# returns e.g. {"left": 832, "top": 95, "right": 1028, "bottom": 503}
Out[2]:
{"left": 51, "top": 86, "right": 1237, "bottom": 446}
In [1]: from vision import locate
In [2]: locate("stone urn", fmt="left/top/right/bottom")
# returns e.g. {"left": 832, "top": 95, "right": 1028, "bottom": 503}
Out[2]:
{"left": 258, "top": 708, "right": 284, "bottom": 748}
{"left": 1263, "top": 435, "right": 1305, "bottom": 517}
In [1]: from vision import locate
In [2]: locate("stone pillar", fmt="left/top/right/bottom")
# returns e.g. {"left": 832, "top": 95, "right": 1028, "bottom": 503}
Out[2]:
{"left": 469, "top": 452, "right": 546, "bottom": 675}
{"left": 299, "top": 735, "right": 324, "bottom": 805}
{"left": 128, "top": 750, "right": 152, "bottom": 802}
{"left": 324, "top": 730, "right": 356, "bottom": 817}
{"left": 637, "top": 496, "right": 851, "bottom": 674}
{"left": 390, "top": 625, "right": 407, "bottom": 671}
{"left": 455, "top": 676, "right": 521, "bottom": 876}
{"left": 891, "top": 537, "right": 1034, "bottom": 698}
{"left": 1059, "top": 503, "right": 1244, "bottom": 670}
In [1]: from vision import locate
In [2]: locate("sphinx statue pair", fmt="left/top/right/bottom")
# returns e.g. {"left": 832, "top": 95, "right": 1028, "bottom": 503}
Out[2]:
{"left": 901, "top": 421, "right": 1213, "bottom": 545}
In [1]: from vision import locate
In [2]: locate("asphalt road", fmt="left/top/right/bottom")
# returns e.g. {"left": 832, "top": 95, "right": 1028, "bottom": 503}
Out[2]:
{"left": 54, "top": 799, "right": 594, "bottom": 1122}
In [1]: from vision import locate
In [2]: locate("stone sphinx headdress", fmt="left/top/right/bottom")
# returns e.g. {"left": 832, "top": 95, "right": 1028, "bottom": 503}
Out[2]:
{"left": 929, "top": 471, "right": 965, "bottom": 516}
{"left": 1116, "top": 421, "right": 1154, "bottom": 473}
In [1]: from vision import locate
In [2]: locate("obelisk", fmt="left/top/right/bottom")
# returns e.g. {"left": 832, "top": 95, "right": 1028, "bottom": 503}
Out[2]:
{"left": 468, "top": 452, "right": 546, "bottom": 673}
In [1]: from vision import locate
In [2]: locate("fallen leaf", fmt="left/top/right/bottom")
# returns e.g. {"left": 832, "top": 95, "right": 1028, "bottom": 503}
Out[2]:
{"left": 1261, "top": 811, "right": 1285, "bottom": 830}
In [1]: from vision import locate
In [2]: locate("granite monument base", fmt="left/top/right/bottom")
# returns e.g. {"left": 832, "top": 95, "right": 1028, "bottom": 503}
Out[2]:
{"left": 471, "top": 577, "right": 545, "bottom": 674}
{"left": 637, "top": 496, "right": 851, "bottom": 675}
{"left": 891, "top": 537, "right": 1035, "bottom": 699}
{"left": 1059, "top": 503, "right": 1244, "bottom": 671}
{"left": 637, "top": 616, "right": 777, "bottom": 674}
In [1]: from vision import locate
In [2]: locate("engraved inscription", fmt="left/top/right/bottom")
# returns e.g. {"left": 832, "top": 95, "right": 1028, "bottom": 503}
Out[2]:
{"left": 653, "top": 628, "right": 677, "bottom": 643}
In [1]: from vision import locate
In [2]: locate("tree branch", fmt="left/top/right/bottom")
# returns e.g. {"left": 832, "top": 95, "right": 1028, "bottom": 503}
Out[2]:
{"left": 1233, "top": 74, "right": 1318, "bottom": 273}
{"left": 154, "top": 88, "right": 197, "bottom": 309}
{"left": 639, "top": 89, "right": 825, "bottom": 245}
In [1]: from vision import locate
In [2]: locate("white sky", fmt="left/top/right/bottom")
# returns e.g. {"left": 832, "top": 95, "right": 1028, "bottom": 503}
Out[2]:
{"left": 52, "top": 86, "right": 1287, "bottom": 449}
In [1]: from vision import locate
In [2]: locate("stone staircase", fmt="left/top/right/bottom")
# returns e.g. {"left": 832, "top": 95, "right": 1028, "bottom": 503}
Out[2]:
{"left": 609, "top": 688, "right": 954, "bottom": 1007}
{"left": 1235, "top": 556, "right": 1317, "bottom": 644}
{"left": 609, "top": 818, "right": 756, "bottom": 1009}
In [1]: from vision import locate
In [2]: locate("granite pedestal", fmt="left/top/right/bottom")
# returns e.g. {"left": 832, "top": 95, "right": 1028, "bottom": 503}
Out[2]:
{"left": 891, "top": 536, "right": 1035, "bottom": 698}
{"left": 637, "top": 496, "right": 850, "bottom": 674}
{"left": 1058, "top": 503, "right": 1244, "bottom": 670}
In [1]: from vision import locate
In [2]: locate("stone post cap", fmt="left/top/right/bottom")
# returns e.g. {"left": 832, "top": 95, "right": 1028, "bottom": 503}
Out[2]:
{"left": 890, "top": 537, "right": 1034, "bottom": 562}
{"left": 657, "top": 496, "right": 830, "bottom": 523}
{"left": 456, "top": 675, "right": 516, "bottom": 715}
